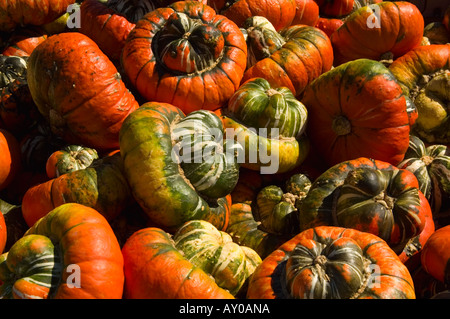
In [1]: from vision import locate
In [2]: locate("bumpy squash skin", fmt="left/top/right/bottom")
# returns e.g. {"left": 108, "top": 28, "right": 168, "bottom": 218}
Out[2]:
{"left": 45, "top": 144, "right": 99, "bottom": 179}
{"left": 27, "top": 32, "right": 139, "bottom": 151}
{"left": 79, "top": 0, "right": 136, "bottom": 61}
{"left": 247, "top": 226, "right": 416, "bottom": 299}
{"left": 119, "top": 102, "right": 233, "bottom": 232}
{"left": 208, "top": 0, "right": 297, "bottom": 31}
{"left": 173, "top": 219, "right": 261, "bottom": 296}
{"left": 122, "top": 226, "right": 234, "bottom": 299}
{"left": 0, "top": 203, "right": 124, "bottom": 299}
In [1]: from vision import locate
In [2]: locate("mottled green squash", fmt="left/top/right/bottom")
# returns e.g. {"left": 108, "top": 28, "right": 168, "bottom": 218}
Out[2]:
{"left": 221, "top": 77, "right": 309, "bottom": 174}
{"left": 119, "top": 102, "right": 239, "bottom": 232}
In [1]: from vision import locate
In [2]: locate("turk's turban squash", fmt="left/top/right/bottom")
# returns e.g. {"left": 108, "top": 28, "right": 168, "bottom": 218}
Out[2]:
{"left": 122, "top": 226, "right": 235, "bottom": 299}
{"left": 79, "top": 0, "right": 136, "bottom": 61}
{"left": 220, "top": 77, "right": 310, "bottom": 174}
{"left": 301, "top": 58, "right": 411, "bottom": 167}
{"left": 399, "top": 135, "right": 450, "bottom": 215}
{"left": 208, "top": 0, "right": 319, "bottom": 30}
{"left": 298, "top": 157, "right": 432, "bottom": 257}
{"left": 119, "top": 102, "right": 240, "bottom": 232}
{"left": 246, "top": 226, "right": 416, "bottom": 299}
{"left": 0, "top": 203, "right": 124, "bottom": 299}
{"left": 241, "top": 16, "right": 334, "bottom": 97}
{"left": 121, "top": 0, "right": 247, "bottom": 114}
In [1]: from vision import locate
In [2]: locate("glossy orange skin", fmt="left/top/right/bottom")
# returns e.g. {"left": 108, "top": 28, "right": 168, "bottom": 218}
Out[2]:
{"left": 79, "top": 0, "right": 136, "bottom": 61}
{"left": 389, "top": 44, "right": 450, "bottom": 95}
{"left": 421, "top": 225, "right": 450, "bottom": 284}
{"left": 122, "top": 227, "right": 234, "bottom": 299}
{"left": 27, "top": 32, "right": 139, "bottom": 151}
{"left": 0, "top": 129, "right": 21, "bottom": 191}
{"left": 315, "top": 17, "right": 344, "bottom": 38}
{"left": 331, "top": 1, "right": 424, "bottom": 65}
{"left": 0, "top": 0, "right": 75, "bottom": 32}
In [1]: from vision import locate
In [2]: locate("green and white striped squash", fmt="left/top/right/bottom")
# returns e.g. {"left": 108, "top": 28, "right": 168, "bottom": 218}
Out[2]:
{"left": 173, "top": 219, "right": 262, "bottom": 296}
{"left": 399, "top": 135, "right": 450, "bottom": 214}
{"left": 221, "top": 77, "right": 310, "bottom": 174}
{"left": 172, "top": 109, "right": 241, "bottom": 199}
{"left": 119, "top": 102, "right": 239, "bottom": 232}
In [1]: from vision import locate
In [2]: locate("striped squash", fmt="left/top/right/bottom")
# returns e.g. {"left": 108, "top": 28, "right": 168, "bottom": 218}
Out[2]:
{"left": 173, "top": 219, "right": 262, "bottom": 296}
{"left": 172, "top": 109, "right": 241, "bottom": 199}
{"left": 0, "top": 203, "right": 124, "bottom": 299}
{"left": 227, "top": 77, "right": 308, "bottom": 139}
{"left": 399, "top": 135, "right": 450, "bottom": 215}
{"left": 247, "top": 226, "right": 416, "bottom": 299}
{"left": 299, "top": 157, "right": 430, "bottom": 254}
{"left": 220, "top": 77, "right": 310, "bottom": 174}
{"left": 119, "top": 102, "right": 238, "bottom": 232}
{"left": 241, "top": 16, "right": 286, "bottom": 69}
{"left": 242, "top": 21, "right": 334, "bottom": 98}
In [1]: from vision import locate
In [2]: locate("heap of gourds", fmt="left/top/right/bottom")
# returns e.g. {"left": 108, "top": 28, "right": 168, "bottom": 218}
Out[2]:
{"left": 0, "top": 0, "right": 449, "bottom": 299}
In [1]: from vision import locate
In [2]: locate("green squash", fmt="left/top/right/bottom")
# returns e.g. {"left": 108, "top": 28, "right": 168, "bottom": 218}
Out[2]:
{"left": 119, "top": 102, "right": 240, "bottom": 232}
{"left": 221, "top": 77, "right": 309, "bottom": 174}
{"left": 399, "top": 135, "right": 450, "bottom": 215}
{"left": 173, "top": 219, "right": 261, "bottom": 296}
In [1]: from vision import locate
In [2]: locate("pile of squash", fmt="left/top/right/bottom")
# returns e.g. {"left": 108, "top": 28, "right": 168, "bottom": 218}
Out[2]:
{"left": 0, "top": 0, "right": 449, "bottom": 299}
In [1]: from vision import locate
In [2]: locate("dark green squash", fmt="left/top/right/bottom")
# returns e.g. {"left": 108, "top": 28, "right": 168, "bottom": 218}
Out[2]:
{"left": 299, "top": 157, "right": 431, "bottom": 254}
{"left": 399, "top": 135, "right": 450, "bottom": 216}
